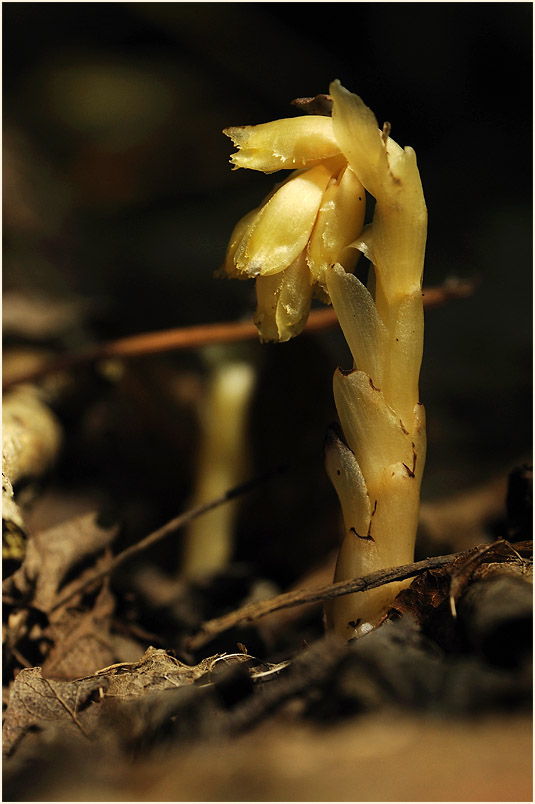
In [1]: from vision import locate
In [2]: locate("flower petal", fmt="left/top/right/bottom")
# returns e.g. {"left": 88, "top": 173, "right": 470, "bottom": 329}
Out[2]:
{"left": 254, "top": 251, "right": 312, "bottom": 342}
{"left": 235, "top": 162, "right": 336, "bottom": 277}
{"left": 221, "top": 207, "right": 260, "bottom": 279}
{"left": 224, "top": 116, "right": 341, "bottom": 173}
{"left": 349, "top": 224, "right": 374, "bottom": 263}
{"left": 307, "top": 165, "right": 365, "bottom": 292}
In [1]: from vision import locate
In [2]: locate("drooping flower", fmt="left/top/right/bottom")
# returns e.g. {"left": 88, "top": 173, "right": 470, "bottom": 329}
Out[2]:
{"left": 222, "top": 106, "right": 366, "bottom": 342}
{"left": 222, "top": 81, "right": 426, "bottom": 345}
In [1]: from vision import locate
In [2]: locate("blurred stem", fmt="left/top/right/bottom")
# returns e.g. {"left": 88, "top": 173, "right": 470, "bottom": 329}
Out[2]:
{"left": 180, "top": 344, "right": 257, "bottom": 578}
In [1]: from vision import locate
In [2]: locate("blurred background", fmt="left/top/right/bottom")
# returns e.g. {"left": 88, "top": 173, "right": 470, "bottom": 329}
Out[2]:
{"left": 3, "top": 2, "right": 532, "bottom": 585}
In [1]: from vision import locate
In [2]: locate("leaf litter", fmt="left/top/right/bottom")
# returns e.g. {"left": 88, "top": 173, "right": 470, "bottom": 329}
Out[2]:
{"left": 1, "top": 367, "right": 532, "bottom": 800}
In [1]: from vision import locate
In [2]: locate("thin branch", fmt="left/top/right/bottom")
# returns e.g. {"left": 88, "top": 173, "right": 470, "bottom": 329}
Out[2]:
{"left": 3, "top": 279, "right": 477, "bottom": 390}
{"left": 47, "top": 464, "right": 288, "bottom": 614}
{"left": 187, "top": 539, "right": 532, "bottom": 650}
{"left": 188, "top": 554, "right": 457, "bottom": 650}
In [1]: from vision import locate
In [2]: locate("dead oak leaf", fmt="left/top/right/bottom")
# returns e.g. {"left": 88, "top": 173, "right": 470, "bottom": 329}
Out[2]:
{"left": 94, "top": 646, "right": 251, "bottom": 699}
{"left": 4, "top": 511, "right": 119, "bottom": 612}
{"left": 3, "top": 512, "right": 121, "bottom": 680}
{"left": 2, "top": 666, "right": 107, "bottom": 757}
{"left": 3, "top": 649, "right": 201, "bottom": 758}
{"left": 41, "top": 582, "right": 117, "bottom": 680}
{"left": 3, "top": 646, "right": 289, "bottom": 759}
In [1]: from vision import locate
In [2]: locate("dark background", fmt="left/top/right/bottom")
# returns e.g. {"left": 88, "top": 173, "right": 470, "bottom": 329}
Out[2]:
{"left": 3, "top": 2, "right": 532, "bottom": 579}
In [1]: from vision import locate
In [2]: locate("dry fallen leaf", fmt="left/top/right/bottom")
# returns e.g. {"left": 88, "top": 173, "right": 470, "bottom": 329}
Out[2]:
{"left": 3, "top": 511, "right": 121, "bottom": 679}
{"left": 2, "top": 645, "right": 289, "bottom": 759}
{"left": 2, "top": 666, "right": 107, "bottom": 756}
{"left": 5, "top": 511, "right": 119, "bottom": 611}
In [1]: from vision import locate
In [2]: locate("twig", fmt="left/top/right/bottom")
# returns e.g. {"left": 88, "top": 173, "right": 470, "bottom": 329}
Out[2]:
{"left": 188, "top": 539, "right": 532, "bottom": 650}
{"left": 188, "top": 554, "right": 457, "bottom": 650}
{"left": 47, "top": 464, "right": 288, "bottom": 614}
{"left": 2, "top": 279, "right": 477, "bottom": 390}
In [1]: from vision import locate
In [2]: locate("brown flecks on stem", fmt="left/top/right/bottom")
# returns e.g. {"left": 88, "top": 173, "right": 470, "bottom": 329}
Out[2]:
{"left": 350, "top": 526, "right": 374, "bottom": 542}
{"left": 411, "top": 443, "right": 417, "bottom": 475}
{"left": 369, "top": 378, "right": 381, "bottom": 392}
{"left": 400, "top": 420, "right": 409, "bottom": 435}
{"left": 382, "top": 122, "right": 391, "bottom": 144}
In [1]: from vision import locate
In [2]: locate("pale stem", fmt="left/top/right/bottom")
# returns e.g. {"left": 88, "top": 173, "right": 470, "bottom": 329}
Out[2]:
{"left": 180, "top": 346, "right": 256, "bottom": 578}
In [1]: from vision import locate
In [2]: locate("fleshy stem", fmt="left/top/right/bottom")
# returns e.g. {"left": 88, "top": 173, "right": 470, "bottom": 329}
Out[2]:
{"left": 324, "top": 82, "right": 427, "bottom": 639}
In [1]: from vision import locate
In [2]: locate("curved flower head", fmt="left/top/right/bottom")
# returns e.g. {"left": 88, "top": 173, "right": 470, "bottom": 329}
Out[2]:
{"left": 222, "top": 107, "right": 366, "bottom": 342}
{"left": 222, "top": 82, "right": 426, "bottom": 343}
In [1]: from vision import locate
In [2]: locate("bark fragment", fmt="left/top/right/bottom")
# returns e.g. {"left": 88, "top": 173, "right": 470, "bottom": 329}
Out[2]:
{"left": 2, "top": 385, "right": 62, "bottom": 561}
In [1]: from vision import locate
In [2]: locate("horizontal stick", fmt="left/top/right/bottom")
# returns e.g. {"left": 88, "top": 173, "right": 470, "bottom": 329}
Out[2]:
{"left": 187, "top": 538, "right": 531, "bottom": 650}
{"left": 3, "top": 279, "right": 477, "bottom": 390}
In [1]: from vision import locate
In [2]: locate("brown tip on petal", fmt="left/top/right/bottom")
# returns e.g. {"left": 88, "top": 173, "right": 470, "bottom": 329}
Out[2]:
{"left": 291, "top": 94, "right": 333, "bottom": 117}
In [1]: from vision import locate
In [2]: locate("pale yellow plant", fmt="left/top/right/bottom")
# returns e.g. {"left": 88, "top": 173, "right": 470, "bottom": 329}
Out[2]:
{"left": 223, "top": 115, "right": 365, "bottom": 341}
{"left": 181, "top": 345, "right": 256, "bottom": 578}
{"left": 222, "top": 81, "right": 427, "bottom": 640}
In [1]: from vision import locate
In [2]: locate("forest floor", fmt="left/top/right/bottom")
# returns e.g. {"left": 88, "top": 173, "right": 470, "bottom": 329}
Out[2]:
{"left": 2, "top": 318, "right": 532, "bottom": 802}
